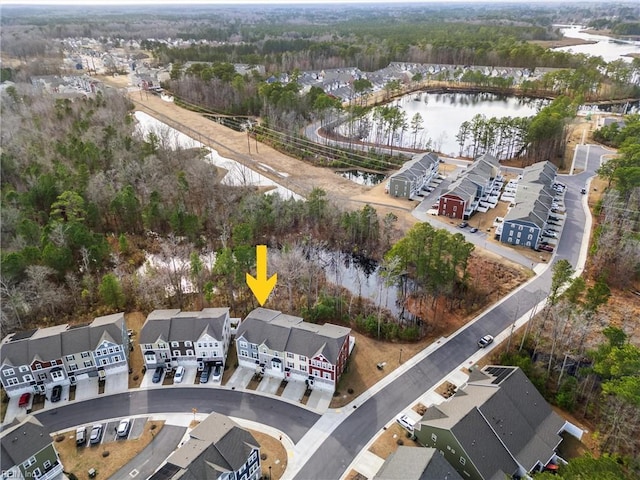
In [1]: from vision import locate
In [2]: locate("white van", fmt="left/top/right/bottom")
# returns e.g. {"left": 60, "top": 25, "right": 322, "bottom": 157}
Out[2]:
{"left": 174, "top": 366, "right": 185, "bottom": 384}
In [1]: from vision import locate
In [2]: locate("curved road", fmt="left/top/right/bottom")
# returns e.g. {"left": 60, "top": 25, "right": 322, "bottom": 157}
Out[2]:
{"left": 31, "top": 145, "right": 608, "bottom": 480}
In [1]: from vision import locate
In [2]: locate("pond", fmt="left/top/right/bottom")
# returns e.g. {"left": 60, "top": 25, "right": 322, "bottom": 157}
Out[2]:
{"left": 336, "top": 92, "right": 545, "bottom": 158}
{"left": 335, "top": 170, "right": 386, "bottom": 186}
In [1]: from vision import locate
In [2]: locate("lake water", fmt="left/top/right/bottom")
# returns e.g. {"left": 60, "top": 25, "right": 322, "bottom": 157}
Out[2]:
{"left": 336, "top": 170, "right": 386, "bottom": 186}
{"left": 554, "top": 25, "right": 640, "bottom": 63}
{"left": 337, "top": 93, "right": 545, "bottom": 158}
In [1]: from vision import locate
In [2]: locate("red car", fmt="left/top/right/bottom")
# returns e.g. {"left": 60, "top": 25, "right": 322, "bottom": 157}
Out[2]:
{"left": 18, "top": 392, "right": 31, "bottom": 408}
{"left": 539, "top": 244, "right": 554, "bottom": 252}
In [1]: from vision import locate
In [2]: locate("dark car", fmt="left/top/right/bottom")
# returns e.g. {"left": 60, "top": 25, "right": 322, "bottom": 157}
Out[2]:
{"left": 199, "top": 366, "right": 211, "bottom": 384}
{"left": 458, "top": 221, "right": 468, "bottom": 228}
{"left": 152, "top": 367, "right": 164, "bottom": 384}
{"left": 539, "top": 244, "right": 554, "bottom": 252}
{"left": 51, "top": 385, "right": 62, "bottom": 403}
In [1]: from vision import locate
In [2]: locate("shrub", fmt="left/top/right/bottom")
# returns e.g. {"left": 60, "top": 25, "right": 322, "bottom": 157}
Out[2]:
{"left": 102, "top": 451, "right": 110, "bottom": 457}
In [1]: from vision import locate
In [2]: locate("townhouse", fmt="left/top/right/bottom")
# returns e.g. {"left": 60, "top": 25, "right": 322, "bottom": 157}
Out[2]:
{"left": 235, "top": 308, "right": 353, "bottom": 392}
{"left": 0, "top": 313, "right": 128, "bottom": 399}
{"left": 414, "top": 366, "right": 581, "bottom": 480}
{"left": 150, "top": 412, "right": 261, "bottom": 480}
{"left": 438, "top": 153, "right": 501, "bottom": 219}
{"left": 500, "top": 161, "right": 558, "bottom": 249}
{"left": 387, "top": 152, "right": 440, "bottom": 200}
{"left": 139, "top": 308, "right": 231, "bottom": 372}
{"left": 1, "top": 416, "right": 64, "bottom": 480}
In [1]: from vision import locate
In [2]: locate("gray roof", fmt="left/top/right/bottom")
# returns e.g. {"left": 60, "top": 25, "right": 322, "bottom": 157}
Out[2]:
{"left": 389, "top": 152, "right": 439, "bottom": 183}
{"left": 373, "top": 446, "right": 463, "bottom": 480}
{"left": 237, "top": 308, "right": 350, "bottom": 361}
{"left": 1, "top": 313, "right": 125, "bottom": 366}
{"left": 444, "top": 176, "right": 478, "bottom": 201}
{"left": 504, "top": 161, "right": 556, "bottom": 227}
{"left": 419, "top": 366, "right": 565, "bottom": 478}
{"left": 1, "top": 416, "right": 53, "bottom": 471}
{"left": 163, "top": 412, "right": 259, "bottom": 479}
{"left": 139, "top": 308, "right": 229, "bottom": 344}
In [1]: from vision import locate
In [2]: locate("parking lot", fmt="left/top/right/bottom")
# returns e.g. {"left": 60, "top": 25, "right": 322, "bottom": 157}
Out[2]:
{"left": 78, "top": 417, "right": 148, "bottom": 447}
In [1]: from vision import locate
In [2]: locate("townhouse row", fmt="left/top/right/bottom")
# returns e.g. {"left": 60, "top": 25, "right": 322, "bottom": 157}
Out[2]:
{"left": 1, "top": 308, "right": 354, "bottom": 398}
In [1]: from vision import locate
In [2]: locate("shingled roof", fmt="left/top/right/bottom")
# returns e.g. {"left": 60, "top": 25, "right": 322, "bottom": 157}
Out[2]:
{"left": 139, "top": 308, "right": 229, "bottom": 344}
{"left": 419, "top": 366, "right": 566, "bottom": 479}
{"left": 1, "top": 313, "right": 125, "bottom": 366}
{"left": 237, "top": 308, "right": 350, "bottom": 361}
{"left": 160, "top": 412, "right": 259, "bottom": 480}
{"left": 1, "top": 416, "right": 53, "bottom": 471}
{"left": 374, "top": 446, "right": 463, "bottom": 480}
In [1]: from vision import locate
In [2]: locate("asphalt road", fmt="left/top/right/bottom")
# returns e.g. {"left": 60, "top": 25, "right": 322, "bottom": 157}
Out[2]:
{"left": 35, "top": 388, "right": 319, "bottom": 444}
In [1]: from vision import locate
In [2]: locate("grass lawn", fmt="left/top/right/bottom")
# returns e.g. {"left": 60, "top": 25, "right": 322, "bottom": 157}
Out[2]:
{"left": 249, "top": 430, "right": 288, "bottom": 480}
{"left": 55, "top": 420, "right": 164, "bottom": 480}
{"left": 368, "top": 422, "right": 420, "bottom": 459}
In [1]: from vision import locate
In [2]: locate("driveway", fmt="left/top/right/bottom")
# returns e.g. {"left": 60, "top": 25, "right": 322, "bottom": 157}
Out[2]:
{"left": 226, "top": 366, "right": 254, "bottom": 389}
{"left": 74, "top": 375, "right": 99, "bottom": 402}
{"left": 104, "top": 369, "right": 129, "bottom": 395}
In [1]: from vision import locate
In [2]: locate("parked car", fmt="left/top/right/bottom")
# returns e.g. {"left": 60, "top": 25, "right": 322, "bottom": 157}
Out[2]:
{"left": 549, "top": 216, "right": 560, "bottom": 222}
{"left": 539, "top": 244, "right": 554, "bottom": 252}
{"left": 76, "top": 426, "right": 87, "bottom": 445}
{"left": 542, "top": 231, "right": 558, "bottom": 238}
{"left": 89, "top": 424, "right": 103, "bottom": 445}
{"left": 469, "top": 227, "right": 478, "bottom": 233}
{"left": 458, "top": 221, "right": 468, "bottom": 228}
{"left": 211, "top": 365, "right": 222, "bottom": 383}
{"left": 396, "top": 414, "right": 415, "bottom": 432}
{"left": 199, "top": 366, "right": 211, "bottom": 384}
{"left": 152, "top": 366, "right": 164, "bottom": 384}
{"left": 18, "top": 392, "right": 30, "bottom": 408}
{"left": 477, "top": 335, "right": 494, "bottom": 348}
{"left": 51, "top": 385, "right": 62, "bottom": 403}
{"left": 117, "top": 418, "right": 131, "bottom": 438}
{"left": 173, "top": 366, "right": 185, "bottom": 384}
{"left": 581, "top": 187, "right": 587, "bottom": 194}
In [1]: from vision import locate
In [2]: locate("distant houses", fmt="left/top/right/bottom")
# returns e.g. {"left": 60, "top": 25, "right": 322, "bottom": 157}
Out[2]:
{"left": 1, "top": 415, "right": 64, "bottom": 480}
{"left": 139, "top": 308, "right": 231, "bottom": 373}
{"left": 387, "top": 152, "right": 440, "bottom": 200}
{"left": 150, "top": 412, "right": 261, "bottom": 480}
{"left": 0, "top": 313, "right": 129, "bottom": 400}
{"left": 235, "top": 308, "right": 353, "bottom": 392}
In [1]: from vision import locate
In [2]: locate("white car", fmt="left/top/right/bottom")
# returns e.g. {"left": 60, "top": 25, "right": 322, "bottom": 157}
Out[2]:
{"left": 478, "top": 335, "right": 494, "bottom": 348}
{"left": 116, "top": 418, "right": 131, "bottom": 438}
{"left": 396, "top": 414, "right": 415, "bottom": 432}
{"left": 174, "top": 366, "right": 185, "bottom": 383}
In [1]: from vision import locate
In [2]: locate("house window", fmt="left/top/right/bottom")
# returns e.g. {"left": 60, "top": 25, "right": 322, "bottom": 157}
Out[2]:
{"left": 300, "top": 365, "right": 307, "bottom": 372}
{"left": 23, "top": 374, "right": 33, "bottom": 382}
{"left": 108, "top": 347, "right": 115, "bottom": 353}
{"left": 23, "top": 456, "right": 36, "bottom": 468}
{"left": 298, "top": 355, "right": 306, "bottom": 362}
{"left": 287, "top": 352, "right": 294, "bottom": 358}
{"left": 214, "top": 342, "right": 218, "bottom": 348}
{"left": 144, "top": 344, "right": 153, "bottom": 350}
{"left": 287, "top": 362, "right": 295, "bottom": 369}
{"left": 186, "top": 350, "right": 194, "bottom": 356}
{"left": 66, "top": 355, "right": 75, "bottom": 362}
{"left": 33, "top": 468, "right": 41, "bottom": 478}
{"left": 83, "top": 361, "right": 92, "bottom": 368}
{"left": 158, "top": 343, "right": 166, "bottom": 349}
{"left": 518, "top": 225, "right": 523, "bottom": 230}
{"left": 100, "top": 359, "right": 108, "bottom": 366}
{"left": 51, "top": 360, "right": 58, "bottom": 366}
{"left": 239, "top": 341, "right": 248, "bottom": 348}
{"left": 431, "top": 433, "right": 437, "bottom": 442}
{"left": 70, "top": 364, "right": 79, "bottom": 371}
{"left": 240, "top": 350, "right": 248, "bottom": 357}
{"left": 114, "top": 345, "right": 120, "bottom": 352}
{"left": 81, "top": 352, "right": 90, "bottom": 358}
{"left": 19, "top": 366, "right": 29, "bottom": 372}
{"left": 51, "top": 370, "right": 64, "bottom": 380}
{"left": 144, "top": 354, "right": 155, "bottom": 363}
{"left": 213, "top": 351, "right": 218, "bottom": 357}
{"left": 171, "top": 341, "right": 179, "bottom": 348}
{"left": 173, "top": 350, "right": 180, "bottom": 357}
{"left": 185, "top": 341, "right": 192, "bottom": 347}
{"left": 6, "top": 377, "right": 18, "bottom": 386}
{"left": 35, "top": 364, "right": 42, "bottom": 370}
{"left": 460, "top": 457, "right": 466, "bottom": 466}
{"left": 113, "top": 355, "right": 122, "bottom": 362}
{"left": 312, "top": 369, "right": 320, "bottom": 377}
{"left": 323, "top": 372, "right": 331, "bottom": 379}
{"left": 38, "top": 373, "right": 47, "bottom": 381}
{"left": 4, "top": 368, "right": 15, "bottom": 376}
{"left": 273, "top": 352, "right": 279, "bottom": 357}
